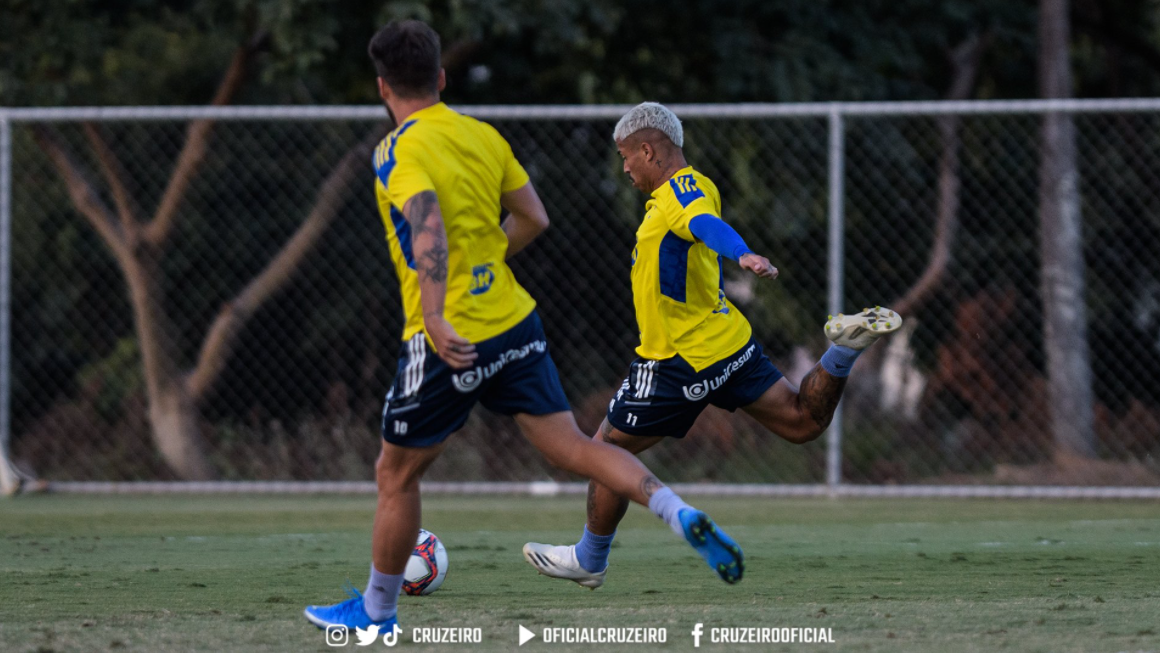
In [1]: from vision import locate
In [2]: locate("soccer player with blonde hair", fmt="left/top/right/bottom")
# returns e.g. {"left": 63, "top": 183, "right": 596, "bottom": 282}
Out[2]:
{"left": 525, "top": 102, "right": 900, "bottom": 588}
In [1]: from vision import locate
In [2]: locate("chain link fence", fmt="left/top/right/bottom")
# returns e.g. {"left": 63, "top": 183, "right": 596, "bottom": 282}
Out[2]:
{"left": 2, "top": 102, "right": 1159, "bottom": 490}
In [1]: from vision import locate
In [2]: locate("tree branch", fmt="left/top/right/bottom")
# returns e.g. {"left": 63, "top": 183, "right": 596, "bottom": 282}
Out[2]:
{"left": 185, "top": 136, "right": 377, "bottom": 402}
{"left": 144, "top": 35, "right": 263, "bottom": 249}
{"left": 893, "top": 31, "right": 991, "bottom": 317}
{"left": 32, "top": 127, "right": 130, "bottom": 263}
{"left": 83, "top": 123, "right": 142, "bottom": 241}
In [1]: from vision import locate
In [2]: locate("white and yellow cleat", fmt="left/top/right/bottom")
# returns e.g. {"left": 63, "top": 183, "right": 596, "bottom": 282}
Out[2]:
{"left": 522, "top": 542, "right": 607, "bottom": 589}
{"left": 824, "top": 306, "right": 903, "bottom": 350}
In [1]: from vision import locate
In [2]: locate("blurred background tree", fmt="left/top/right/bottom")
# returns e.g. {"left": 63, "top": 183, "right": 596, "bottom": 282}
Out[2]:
{"left": 5, "top": 0, "right": 1160, "bottom": 480}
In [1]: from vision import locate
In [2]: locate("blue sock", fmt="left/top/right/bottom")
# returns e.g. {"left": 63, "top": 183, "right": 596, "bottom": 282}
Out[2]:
{"left": 819, "top": 344, "right": 861, "bottom": 378}
{"left": 647, "top": 487, "right": 693, "bottom": 537}
{"left": 364, "top": 564, "right": 403, "bottom": 622}
{"left": 574, "top": 526, "right": 615, "bottom": 573}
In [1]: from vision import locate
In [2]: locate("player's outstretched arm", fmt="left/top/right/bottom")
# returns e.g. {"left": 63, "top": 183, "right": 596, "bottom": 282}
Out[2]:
{"left": 688, "top": 215, "right": 778, "bottom": 279}
{"left": 738, "top": 252, "right": 778, "bottom": 279}
{"left": 500, "top": 182, "right": 550, "bottom": 259}
{"left": 403, "top": 190, "right": 477, "bottom": 369}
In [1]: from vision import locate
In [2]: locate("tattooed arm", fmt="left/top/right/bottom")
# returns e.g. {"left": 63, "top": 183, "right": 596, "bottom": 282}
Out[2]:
{"left": 403, "top": 190, "right": 477, "bottom": 369}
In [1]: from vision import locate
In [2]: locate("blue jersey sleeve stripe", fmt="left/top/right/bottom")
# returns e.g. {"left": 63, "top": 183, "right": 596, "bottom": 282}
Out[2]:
{"left": 669, "top": 174, "right": 706, "bottom": 208}
{"left": 374, "top": 119, "right": 419, "bottom": 189}
{"left": 389, "top": 206, "right": 416, "bottom": 269}
{"left": 375, "top": 119, "right": 420, "bottom": 271}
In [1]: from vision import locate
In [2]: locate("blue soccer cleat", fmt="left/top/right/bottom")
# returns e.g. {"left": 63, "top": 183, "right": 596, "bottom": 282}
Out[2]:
{"left": 680, "top": 509, "right": 744, "bottom": 584}
{"left": 303, "top": 582, "right": 399, "bottom": 633}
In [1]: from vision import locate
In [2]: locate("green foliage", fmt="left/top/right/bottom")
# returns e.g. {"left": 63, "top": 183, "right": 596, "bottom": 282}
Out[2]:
{"left": 76, "top": 338, "right": 143, "bottom": 420}
{"left": 11, "top": 0, "right": 1160, "bottom": 476}
{"left": 8, "top": 0, "right": 1160, "bottom": 107}
{"left": 0, "top": 0, "right": 345, "bottom": 106}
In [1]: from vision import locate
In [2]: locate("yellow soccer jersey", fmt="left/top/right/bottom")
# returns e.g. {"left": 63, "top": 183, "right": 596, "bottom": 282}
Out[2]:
{"left": 373, "top": 102, "right": 536, "bottom": 344}
{"left": 631, "top": 167, "right": 753, "bottom": 371}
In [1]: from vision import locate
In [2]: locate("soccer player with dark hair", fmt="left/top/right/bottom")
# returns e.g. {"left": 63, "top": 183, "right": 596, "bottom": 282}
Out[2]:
{"left": 304, "top": 24, "right": 744, "bottom": 634}
{"left": 524, "top": 102, "right": 901, "bottom": 589}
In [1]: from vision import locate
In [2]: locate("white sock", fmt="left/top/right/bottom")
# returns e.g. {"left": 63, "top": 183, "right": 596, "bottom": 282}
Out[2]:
{"left": 648, "top": 487, "right": 693, "bottom": 537}
{"left": 364, "top": 564, "right": 403, "bottom": 622}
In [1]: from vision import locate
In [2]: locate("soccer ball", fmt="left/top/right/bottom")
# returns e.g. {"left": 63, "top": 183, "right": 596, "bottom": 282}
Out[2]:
{"left": 403, "top": 529, "right": 448, "bottom": 595}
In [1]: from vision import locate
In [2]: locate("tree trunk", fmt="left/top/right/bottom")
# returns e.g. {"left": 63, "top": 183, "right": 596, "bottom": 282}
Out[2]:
{"left": 123, "top": 251, "right": 215, "bottom": 479}
{"left": 148, "top": 380, "right": 214, "bottom": 481}
{"left": 36, "top": 123, "right": 373, "bottom": 480}
{"left": 1038, "top": 0, "right": 1097, "bottom": 459}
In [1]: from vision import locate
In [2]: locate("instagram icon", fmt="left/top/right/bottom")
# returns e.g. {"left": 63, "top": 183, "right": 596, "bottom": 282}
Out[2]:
{"left": 325, "top": 624, "right": 349, "bottom": 647}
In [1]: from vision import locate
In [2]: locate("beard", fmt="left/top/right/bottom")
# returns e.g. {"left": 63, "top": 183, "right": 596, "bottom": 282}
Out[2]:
{"left": 385, "top": 103, "right": 398, "bottom": 129}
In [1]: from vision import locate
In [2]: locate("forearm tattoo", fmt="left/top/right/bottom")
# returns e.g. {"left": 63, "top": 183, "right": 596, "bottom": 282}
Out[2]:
{"left": 406, "top": 191, "right": 448, "bottom": 283}
{"left": 798, "top": 364, "right": 848, "bottom": 428}
{"left": 419, "top": 246, "right": 449, "bottom": 283}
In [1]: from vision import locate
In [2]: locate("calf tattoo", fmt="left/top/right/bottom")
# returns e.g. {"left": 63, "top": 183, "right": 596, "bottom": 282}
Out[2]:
{"left": 798, "top": 364, "right": 848, "bottom": 428}
{"left": 640, "top": 475, "right": 664, "bottom": 498}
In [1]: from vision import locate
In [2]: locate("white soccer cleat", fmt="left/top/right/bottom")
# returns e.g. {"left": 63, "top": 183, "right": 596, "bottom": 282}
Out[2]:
{"left": 522, "top": 542, "right": 607, "bottom": 589}
{"left": 824, "top": 306, "right": 902, "bottom": 350}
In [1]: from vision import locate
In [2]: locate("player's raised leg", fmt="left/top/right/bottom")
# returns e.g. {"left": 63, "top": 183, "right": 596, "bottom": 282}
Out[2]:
{"left": 304, "top": 440, "right": 443, "bottom": 632}
{"left": 515, "top": 411, "right": 744, "bottom": 584}
{"left": 743, "top": 306, "right": 903, "bottom": 444}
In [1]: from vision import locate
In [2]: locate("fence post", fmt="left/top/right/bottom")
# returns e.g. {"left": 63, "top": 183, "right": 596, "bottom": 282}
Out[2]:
{"left": 0, "top": 112, "right": 17, "bottom": 496}
{"left": 825, "top": 106, "right": 845, "bottom": 495}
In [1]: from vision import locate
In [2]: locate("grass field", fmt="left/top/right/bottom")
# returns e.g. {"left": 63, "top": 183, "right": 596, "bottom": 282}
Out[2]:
{"left": 2, "top": 494, "right": 1159, "bottom": 653}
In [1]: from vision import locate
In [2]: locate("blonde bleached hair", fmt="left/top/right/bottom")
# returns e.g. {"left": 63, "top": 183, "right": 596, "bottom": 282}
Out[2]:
{"left": 613, "top": 102, "right": 684, "bottom": 148}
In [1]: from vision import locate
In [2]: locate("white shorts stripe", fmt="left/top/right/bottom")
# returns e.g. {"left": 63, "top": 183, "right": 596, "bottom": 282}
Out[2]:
{"left": 403, "top": 334, "right": 425, "bottom": 397}
{"left": 415, "top": 336, "right": 426, "bottom": 394}
{"left": 407, "top": 336, "right": 418, "bottom": 396}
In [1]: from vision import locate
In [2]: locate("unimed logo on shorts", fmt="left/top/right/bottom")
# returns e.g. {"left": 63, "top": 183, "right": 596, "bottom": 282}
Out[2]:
{"left": 681, "top": 344, "right": 756, "bottom": 401}
{"left": 451, "top": 341, "right": 547, "bottom": 392}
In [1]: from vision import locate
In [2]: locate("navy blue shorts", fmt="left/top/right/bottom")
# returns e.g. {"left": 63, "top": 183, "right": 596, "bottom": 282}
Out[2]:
{"left": 381, "top": 310, "right": 572, "bottom": 448}
{"left": 606, "top": 337, "right": 784, "bottom": 438}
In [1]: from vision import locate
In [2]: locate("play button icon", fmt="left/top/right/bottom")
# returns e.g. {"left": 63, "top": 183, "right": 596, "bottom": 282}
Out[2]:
{"left": 519, "top": 625, "right": 536, "bottom": 646}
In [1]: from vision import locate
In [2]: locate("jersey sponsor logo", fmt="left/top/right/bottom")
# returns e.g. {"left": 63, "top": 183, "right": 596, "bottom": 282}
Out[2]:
{"left": 670, "top": 174, "right": 706, "bottom": 208}
{"left": 468, "top": 262, "right": 496, "bottom": 295}
{"left": 681, "top": 344, "right": 756, "bottom": 401}
{"left": 683, "top": 380, "right": 711, "bottom": 401}
{"left": 712, "top": 288, "right": 730, "bottom": 314}
{"left": 451, "top": 340, "right": 548, "bottom": 392}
